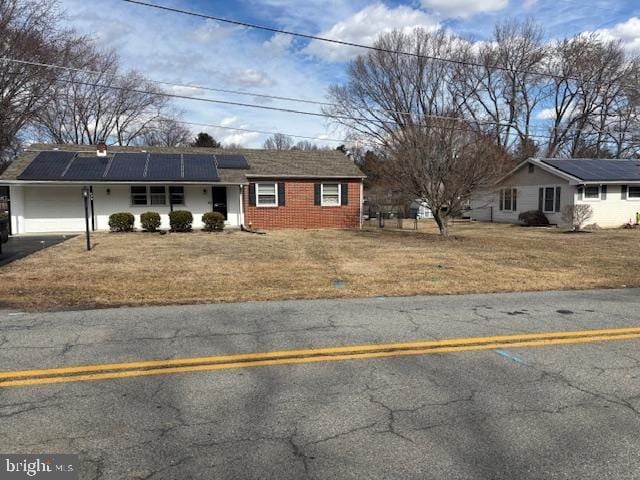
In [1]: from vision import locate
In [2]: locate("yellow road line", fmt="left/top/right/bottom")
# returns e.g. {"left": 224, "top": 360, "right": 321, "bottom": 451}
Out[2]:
{"left": 2, "top": 326, "right": 640, "bottom": 381}
{"left": 1, "top": 328, "right": 639, "bottom": 388}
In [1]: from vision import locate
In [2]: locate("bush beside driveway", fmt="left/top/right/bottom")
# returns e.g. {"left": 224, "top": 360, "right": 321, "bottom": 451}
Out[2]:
{"left": 0, "top": 223, "right": 638, "bottom": 311}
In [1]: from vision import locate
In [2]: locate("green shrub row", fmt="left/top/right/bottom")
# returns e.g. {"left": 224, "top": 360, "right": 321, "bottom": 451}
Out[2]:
{"left": 108, "top": 211, "right": 225, "bottom": 233}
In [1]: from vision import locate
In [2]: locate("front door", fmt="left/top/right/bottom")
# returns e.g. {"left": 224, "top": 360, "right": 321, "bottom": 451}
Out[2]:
{"left": 211, "top": 187, "right": 228, "bottom": 220}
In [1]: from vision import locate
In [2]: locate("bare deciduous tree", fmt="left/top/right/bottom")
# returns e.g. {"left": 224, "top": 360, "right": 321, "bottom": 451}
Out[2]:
{"left": 140, "top": 114, "right": 192, "bottom": 147}
{"left": 0, "top": 0, "right": 81, "bottom": 166}
{"left": 263, "top": 133, "right": 294, "bottom": 150}
{"left": 561, "top": 204, "right": 593, "bottom": 231}
{"left": 36, "top": 45, "right": 168, "bottom": 146}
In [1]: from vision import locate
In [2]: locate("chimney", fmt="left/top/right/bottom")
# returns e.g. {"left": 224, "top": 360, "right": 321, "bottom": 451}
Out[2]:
{"left": 96, "top": 142, "right": 107, "bottom": 157}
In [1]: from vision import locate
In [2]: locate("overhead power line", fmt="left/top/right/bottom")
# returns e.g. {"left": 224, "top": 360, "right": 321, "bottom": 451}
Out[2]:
{"left": 4, "top": 57, "right": 634, "bottom": 139}
{"left": 167, "top": 119, "right": 348, "bottom": 144}
{"left": 122, "top": 0, "right": 639, "bottom": 90}
{"left": 50, "top": 77, "right": 633, "bottom": 144}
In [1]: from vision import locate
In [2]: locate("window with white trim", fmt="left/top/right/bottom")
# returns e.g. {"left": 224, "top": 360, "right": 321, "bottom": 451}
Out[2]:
{"left": 321, "top": 183, "right": 340, "bottom": 206}
{"left": 584, "top": 185, "right": 600, "bottom": 200}
{"left": 628, "top": 186, "right": 640, "bottom": 199}
{"left": 150, "top": 186, "right": 167, "bottom": 205}
{"left": 256, "top": 183, "right": 277, "bottom": 206}
{"left": 500, "top": 188, "right": 517, "bottom": 211}
{"left": 169, "top": 186, "right": 185, "bottom": 205}
{"left": 131, "top": 186, "right": 148, "bottom": 206}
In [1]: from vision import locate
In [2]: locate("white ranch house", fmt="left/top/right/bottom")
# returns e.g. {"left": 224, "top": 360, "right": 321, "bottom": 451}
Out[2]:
{"left": 469, "top": 158, "right": 640, "bottom": 228}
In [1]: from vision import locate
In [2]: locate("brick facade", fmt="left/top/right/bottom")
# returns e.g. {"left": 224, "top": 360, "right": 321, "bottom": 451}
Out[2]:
{"left": 243, "top": 178, "right": 362, "bottom": 229}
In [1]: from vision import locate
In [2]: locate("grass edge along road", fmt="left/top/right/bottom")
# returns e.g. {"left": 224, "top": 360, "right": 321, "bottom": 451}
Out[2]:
{"left": 2, "top": 327, "right": 640, "bottom": 388}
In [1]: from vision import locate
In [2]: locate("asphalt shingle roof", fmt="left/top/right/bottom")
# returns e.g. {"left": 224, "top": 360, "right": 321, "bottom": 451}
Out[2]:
{"left": 0, "top": 144, "right": 364, "bottom": 183}
{"left": 540, "top": 158, "right": 640, "bottom": 182}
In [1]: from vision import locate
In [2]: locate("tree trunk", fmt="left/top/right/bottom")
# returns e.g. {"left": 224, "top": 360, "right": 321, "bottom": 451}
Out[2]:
{"left": 433, "top": 211, "right": 449, "bottom": 236}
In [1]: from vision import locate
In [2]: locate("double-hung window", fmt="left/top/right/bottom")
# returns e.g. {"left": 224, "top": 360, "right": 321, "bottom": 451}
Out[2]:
{"left": 131, "top": 186, "right": 148, "bottom": 206}
{"left": 539, "top": 186, "right": 561, "bottom": 213}
{"left": 150, "top": 186, "right": 167, "bottom": 205}
{"left": 584, "top": 185, "right": 600, "bottom": 200}
{"left": 256, "top": 183, "right": 277, "bottom": 207}
{"left": 169, "top": 186, "right": 185, "bottom": 205}
{"left": 500, "top": 188, "right": 517, "bottom": 211}
{"left": 321, "top": 183, "right": 340, "bottom": 206}
{"left": 629, "top": 186, "right": 640, "bottom": 199}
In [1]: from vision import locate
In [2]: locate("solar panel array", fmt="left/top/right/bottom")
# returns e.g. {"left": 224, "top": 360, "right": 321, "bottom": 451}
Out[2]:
{"left": 18, "top": 151, "right": 222, "bottom": 182}
{"left": 183, "top": 154, "right": 220, "bottom": 181}
{"left": 18, "top": 151, "right": 76, "bottom": 180}
{"left": 216, "top": 154, "right": 250, "bottom": 169}
{"left": 64, "top": 156, "right": 110, "bottom": 180}
{"left": 543, "top": 159, "right": 640, "bottom": 181}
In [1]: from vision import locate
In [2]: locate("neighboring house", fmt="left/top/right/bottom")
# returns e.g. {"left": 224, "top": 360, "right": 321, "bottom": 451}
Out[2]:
{"left": 409, "top": 199, "right": 433, "bottom": 219}
{"left": 0, "top": 144, "right": 365, "bottom": 234}
{"left": 469, "top": 158, "right": 640, "bottom": 228}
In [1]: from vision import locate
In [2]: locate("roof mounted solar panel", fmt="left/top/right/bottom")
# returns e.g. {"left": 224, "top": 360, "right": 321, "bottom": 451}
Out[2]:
{"left": 146, "top": 153, "right": 182, "bottom": 180}
{"left": 105, "top": 153, "right": 147, "bottom": 180}
{"left": 18, "top": 151, "right": 76, "bottom": 180}
{"left": 544, "top": 159, "right": 640, "bottom": 182}
{"left": 216, "top": 154, "right": 249, "bottom": 169}
{"left": 183, "top": 154, "right": 219, "bottom": 181}
{"left": 63, "top": 156, "right": 110, "bottom": 180}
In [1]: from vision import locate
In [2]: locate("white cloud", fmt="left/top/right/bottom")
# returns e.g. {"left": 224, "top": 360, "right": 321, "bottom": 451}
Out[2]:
{"left": 226, "top": 69, "right": 276, "bottom": 88}
{"left": 536, "top": 108, "right": 557, "bottom": 120}
{"left": 191, "top": 19, "right": 238, "bottom": 44}
{"left": 220, "top": 116, "right": 239, "bottom": 127}
{"left": 304, "top": 3, "right": 440, "bottom": 63}
{"left": 420, "top": 0, "right": 508, "bottom": 18}
{"left": 219, "top": 131, "right": 262, "bottom": 147}
{"left": 263, "top": 33, "right": 293, "bottom": 54}
{"left": 593, "top": 17, "right": 640, "bottom": 52}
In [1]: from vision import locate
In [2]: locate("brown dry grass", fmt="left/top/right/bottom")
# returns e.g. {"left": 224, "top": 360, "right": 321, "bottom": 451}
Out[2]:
{"left": 1, "top": 222, "right": 639, "bottom": 311}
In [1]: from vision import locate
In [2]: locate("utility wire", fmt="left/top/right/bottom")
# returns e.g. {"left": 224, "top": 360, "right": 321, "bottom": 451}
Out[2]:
{"left": 3, "top": 57, "right": 634, "bottom": 139}
{"left": 122, "top": 0, "right": 640, "bottom": 90}
{"left": 50, "top": 77, "right": 633, "bottom": 143}
{"left": 2, "top": 57, "right": 634, "bottom": 142}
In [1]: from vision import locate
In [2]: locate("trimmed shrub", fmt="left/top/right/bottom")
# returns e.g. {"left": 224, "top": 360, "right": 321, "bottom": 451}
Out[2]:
{"left": 202, "top": 211, "right": 225, "bottom": 232}
{"left": 518, "top": 210, "right": 549, "bottom": 226}
{"left": 140, "top": 211, "right": 161, "bottom": 232}
{"left": 169, "top": 210, "right": 193, "bottom": 232}
{"left": 108, "top": 212, "right": 135, "bottom": 232}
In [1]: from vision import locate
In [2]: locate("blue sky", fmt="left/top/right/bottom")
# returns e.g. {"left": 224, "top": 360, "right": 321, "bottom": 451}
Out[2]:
{"left": 58, "top": 0, "right": 640, "bottom": 147}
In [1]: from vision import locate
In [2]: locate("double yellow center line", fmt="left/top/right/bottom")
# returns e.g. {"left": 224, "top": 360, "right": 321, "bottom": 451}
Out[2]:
{"left": 2, "top": 327, "right": 640, "bottom": 388}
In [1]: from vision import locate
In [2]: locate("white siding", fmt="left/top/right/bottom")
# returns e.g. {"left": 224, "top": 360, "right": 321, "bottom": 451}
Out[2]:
{"left": 577, "top": 185, "right": 640, "bottom": 227}
{"left": 15, "top": 184, "right": 243, "bottom": 234}
{"left": 469, "top": 162, "right": 576, "bottom": 227}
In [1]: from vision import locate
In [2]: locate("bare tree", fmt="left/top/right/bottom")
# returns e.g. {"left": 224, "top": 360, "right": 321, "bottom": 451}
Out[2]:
{"left": 291, "top": 140, "right": 319, "bottom": 151}
{"left": 140, "top": 114, "right": 191, "bottom": 147}
{"left": 36, "top": 45, "right": 168, "bottom": 145}
{"left": 0, "top": 0, "right": 81, "bottom": 165}
{"left": 263, "top": 133, "right": 294, "bottom": 150}
{"left": 561, "top": 204, "right": 593, "bottom": 231}
{"left": 326, "top": 29, "right": 511, "bottom": 235}
{"left": 452, "top": 20, "right": 547, "bottom": 151}
{"left": 386, "top": 119, "right": 509, "bottom": 235}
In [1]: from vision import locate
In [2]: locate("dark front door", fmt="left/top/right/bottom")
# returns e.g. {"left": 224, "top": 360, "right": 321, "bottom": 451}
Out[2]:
{"left": 212, "top": 187, "right": 228, "bottom": 220}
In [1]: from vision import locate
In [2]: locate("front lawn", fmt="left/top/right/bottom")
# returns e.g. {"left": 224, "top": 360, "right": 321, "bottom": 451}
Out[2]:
{"left": 1, "top": 222, "right": 639, "bottom": 310}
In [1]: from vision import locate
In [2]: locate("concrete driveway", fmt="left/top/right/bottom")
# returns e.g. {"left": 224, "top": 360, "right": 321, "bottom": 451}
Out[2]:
{"left": 0, "top": 234, "right": 75, "bottom": 267}
{"left": 1, "top": 289, "right": 640, "bottom": 479}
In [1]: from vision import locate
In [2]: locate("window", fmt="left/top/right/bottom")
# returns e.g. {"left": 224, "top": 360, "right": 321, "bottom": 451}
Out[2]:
{"left": 584, "top": 185, "right": 600, "bottom": 200}
{"left": 169, "top": 186, "right": 185, "bottom": 205}
{"left": 528, "top": 163, "right": 534, "bottom": 174}
{"left": 628, "top": 186, "right": 640, "bottom": 199}
{"left": 150, "top": 186, "right": 166, "bottom": 205}
{"left": 131, "top": 186, "right": 148, "bottom": 206}
{"left": 256, "top": 183, "right": 277, "bottom": 206}
{"left": 544, "top": 187, "right": 555, "bottom": 211}
{"left": 321, "top": 183, "right": 340, "bottom": 206}
{"left": 500, "top": 188, "right": 517, "bottom": 211}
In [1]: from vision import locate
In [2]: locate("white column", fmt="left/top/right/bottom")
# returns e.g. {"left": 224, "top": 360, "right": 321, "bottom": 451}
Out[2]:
{"left": 238, "top": 185, "right": 244, "bottom": 227}
{"left": 9, "top": 185, "right": 25, "bottom": 234}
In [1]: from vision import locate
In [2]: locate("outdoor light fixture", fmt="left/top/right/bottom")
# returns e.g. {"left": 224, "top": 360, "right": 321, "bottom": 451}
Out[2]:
{"left": 106, "top": 188, "right": 111, "bottom": 195}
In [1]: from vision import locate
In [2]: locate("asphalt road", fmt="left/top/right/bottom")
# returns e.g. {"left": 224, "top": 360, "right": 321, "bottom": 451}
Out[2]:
{"left": 1, "top": 289, "right": 640, "bottom": 479}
